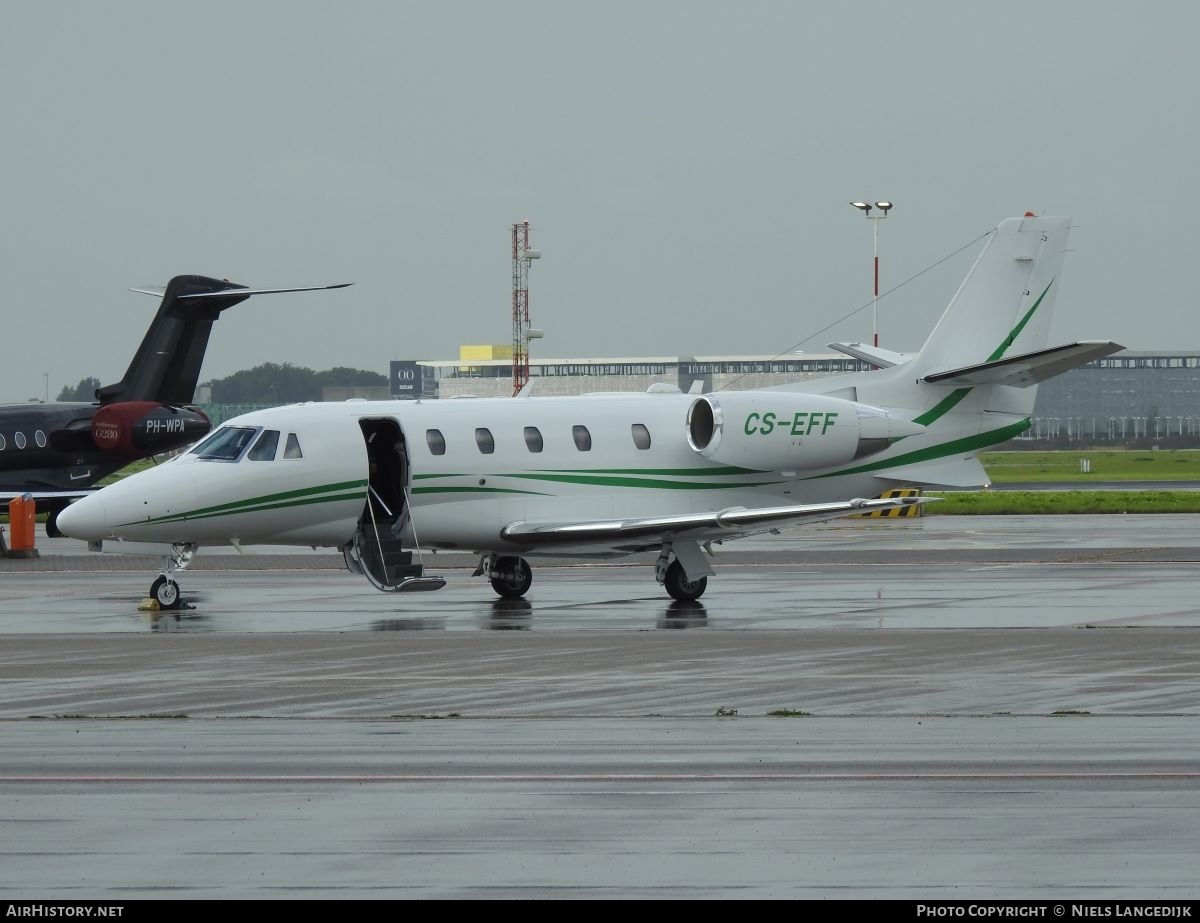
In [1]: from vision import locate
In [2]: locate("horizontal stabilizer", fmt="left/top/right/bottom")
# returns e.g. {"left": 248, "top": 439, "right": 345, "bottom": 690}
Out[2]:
{"left": 880, "top": 455, "right": 991, "bottom": 489}
{"left": 131, "top": 282, "right": 352, "bottom": 298}
{"left": 922, "top": 340, "right": 1123, "bottom": 388}
{"left": 827, "top": 342, "right": 913, "bottom": 369}
{"left": 179, "top": 282, "right": 353, "bottom": 300}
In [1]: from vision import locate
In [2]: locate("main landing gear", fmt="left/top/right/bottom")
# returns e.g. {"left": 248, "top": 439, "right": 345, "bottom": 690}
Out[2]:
{"left": 661, "top": 559, "right": 707, "bottom": 602}
{"left": 476, "top": 554, "right": 534, "bottom": 599}
{"left": 654, "top": 541, "right": 714, "bottom": 602}
{"left": 147, "top": 543, "right": 197, "bottom": 610}
{"left": 473, "top": 542, "right": 714, "bottom": 603}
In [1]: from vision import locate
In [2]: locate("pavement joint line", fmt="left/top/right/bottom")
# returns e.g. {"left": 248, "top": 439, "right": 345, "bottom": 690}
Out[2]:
{"left": 4, "top": 771, "right": 1200, "bottom": 784}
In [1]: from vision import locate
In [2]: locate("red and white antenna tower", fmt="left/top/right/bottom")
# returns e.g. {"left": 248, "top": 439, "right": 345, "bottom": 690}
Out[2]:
{"left": 511, "top": 220, "right": 542, "bottom": 395}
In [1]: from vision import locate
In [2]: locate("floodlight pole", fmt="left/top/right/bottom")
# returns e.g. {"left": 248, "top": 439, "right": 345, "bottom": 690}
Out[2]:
{"left": 871, "top": 217, "right": 879, "bottom": 347}
{"left": 851, "top": 201, "right": 893, "bottom": 348}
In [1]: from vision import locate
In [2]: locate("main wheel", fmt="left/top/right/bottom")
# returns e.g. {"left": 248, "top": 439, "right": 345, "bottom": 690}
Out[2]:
{"left": 45, "top": 510, "right": 63, "bottom": 539}
{"left": 663, "top": 559, "right": 707, "bottom": 601}
{"left": 150, "top": 575, "right": 181, "bottom": 610}
{"left": 489, "top": 556, "right": 533, "bottom": 599}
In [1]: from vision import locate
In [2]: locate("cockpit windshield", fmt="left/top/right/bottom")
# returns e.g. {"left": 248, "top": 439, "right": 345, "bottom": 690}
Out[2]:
{"left": 248, "top": 429, "right": 280, "bottom": 461}
{"left": 189, "top": 425, "right": 259, "bottom": 461}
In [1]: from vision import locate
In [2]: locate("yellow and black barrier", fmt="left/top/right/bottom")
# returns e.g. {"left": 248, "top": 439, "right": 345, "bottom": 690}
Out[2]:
{"left": 854, "top": 488, "right": 924, "bottom": 518}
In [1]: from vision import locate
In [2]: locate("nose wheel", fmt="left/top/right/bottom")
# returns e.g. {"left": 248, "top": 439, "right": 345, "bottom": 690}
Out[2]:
{"left": 149, "top": 575, "right": 182, "bottom": 610}
{"left": 144, "top": 543, "right": 197, "bottom": 610}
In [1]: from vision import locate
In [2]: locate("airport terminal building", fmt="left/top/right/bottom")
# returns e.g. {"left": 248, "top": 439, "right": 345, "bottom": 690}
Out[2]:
{"left": 389, "top": 349, "right": 1200, "bottom": 444}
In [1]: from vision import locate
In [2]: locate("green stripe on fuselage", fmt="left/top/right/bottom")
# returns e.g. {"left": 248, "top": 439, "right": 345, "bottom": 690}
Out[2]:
{"left": 412, "top": 465, "right": 766, "bottom": 481}
{"left": 532, "top": 465, "right": 768, "bottom": 476}
{"left": 116, "top": 479, "right": 367, "bottom": 527}
{"left": 411, "top": 486, "right": 548, "bottom": 496}
{"left": 909, "top": 280, "right": 1054, "bottom": 426}
{"left": 987, "top": 281, "right": 1053, "bottom": 362}
{"left": 502, "top": 471, "right": 776, "bottom": 490}
{"left": 912, "top": 388, "right": 972, "bottom": 427}
{"left": 807, "top": 419, "right": 1031, "bottom": 480}
{"left": 150, "top": 490, "right": 368, "bottom": 525}
{"left": 186, "top": 479, "right": 367, "bottom": 519}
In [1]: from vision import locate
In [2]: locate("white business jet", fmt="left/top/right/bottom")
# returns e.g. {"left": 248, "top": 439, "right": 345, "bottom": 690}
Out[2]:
{"left": 59, "top": 215, "right": 1120, "bottom": 608}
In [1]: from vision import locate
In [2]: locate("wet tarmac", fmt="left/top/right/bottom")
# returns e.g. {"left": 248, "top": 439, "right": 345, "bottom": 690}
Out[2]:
{"left": 2, "top": 515, "right": 1199, "bottom": 634}
{"left": 3, "top": 554, "right": 1200, "bottom": 635}
{"left": 2, "top": 516, "right": 1199, "bottom": 898}
{"left": 3, "top": 718, "right": 1199, "bottom": 899}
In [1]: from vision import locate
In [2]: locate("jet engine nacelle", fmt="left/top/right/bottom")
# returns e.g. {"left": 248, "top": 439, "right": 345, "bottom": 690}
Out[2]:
{"left": 91, "top": 402, "right": 211, "bottom": 458}
{"left": 685, "top": 392, "right": 923, "bottom": 471}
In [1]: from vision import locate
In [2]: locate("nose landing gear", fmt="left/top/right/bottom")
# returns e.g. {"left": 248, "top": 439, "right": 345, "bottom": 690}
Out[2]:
{"left": 145, "top": 543, "right": 197, "bottom": 610}
{"left": 149, "top": 574, "right": 181, "bottom": 609}
{"left": 654, "top": 541, "right": 712, "bottom": 602}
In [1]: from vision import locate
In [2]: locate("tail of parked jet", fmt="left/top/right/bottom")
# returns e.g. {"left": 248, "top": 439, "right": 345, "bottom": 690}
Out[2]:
{"left": 786, "top": 214, "right": 1122, "bottom": 489}
{"left": 885, "top": 214, "right": 1120, "bottom": 419}
{"left": 96, "top": 276, "right": 352, "bottom": 406}
{"left": 908, "top": 215, "right": 1071, "bottom": 379}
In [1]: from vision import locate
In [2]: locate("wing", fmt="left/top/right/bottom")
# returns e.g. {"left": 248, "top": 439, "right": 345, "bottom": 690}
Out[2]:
{"left": 500, "top": 495, "right": 931, "bottom": 553}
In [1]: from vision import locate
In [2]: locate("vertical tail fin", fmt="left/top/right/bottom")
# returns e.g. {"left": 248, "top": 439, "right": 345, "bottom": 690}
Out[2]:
{"left": 96, "top": 278, "right": 352, "bottom": 406}
{"left": 97, "top": 276, "right": 254, "bottom": 405}
{"left": 907, "top": 215, "right": 1072, "bottom": 380}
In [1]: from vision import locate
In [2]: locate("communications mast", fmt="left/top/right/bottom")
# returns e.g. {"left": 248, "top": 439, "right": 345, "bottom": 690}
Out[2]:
{"left": 511, "top": 220, "right": 541, "bottom": 395}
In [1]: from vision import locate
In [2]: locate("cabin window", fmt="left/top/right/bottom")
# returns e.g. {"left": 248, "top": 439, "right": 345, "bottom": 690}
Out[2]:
{"left": 190, "top": 425, "right": 257, "bottom": 461}
{"left": 524, "top": 426, "right": 544, "bottom": 453}
{"left": 631, "top": 423, "right": 651, "bottom": 450}
{"left": 0, "top": 435, "right": 6, "bottom": 450}
{"left": 426, "top": 428, "right": 446, "bottom": 456}
{"left": 35, "top": 430, "right": 47, "bottom": 448}
{"left": 248, "top": 429, "right": 280, "bottom": 461}
{"left": 475, "top": 427, "right": 495, "bottom": 454}
{"left": 283, "top": 433, "right": 303, "bottom": 459}
{"left": 572, "top": 424, "right": 592, "bottom": 451}
{"left": 14, "top": 432, "right": 27, "bottom": 450}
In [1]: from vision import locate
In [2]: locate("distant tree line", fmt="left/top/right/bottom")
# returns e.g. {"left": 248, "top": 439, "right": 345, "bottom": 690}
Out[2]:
{"left": 56, "top": 377, "right": 102, "bottom": 402}
{"left": 54, "top": 365, "right": 385, "bottom": 405}
{"left": 205, "top": 363, "right": 386, "bottom": 404}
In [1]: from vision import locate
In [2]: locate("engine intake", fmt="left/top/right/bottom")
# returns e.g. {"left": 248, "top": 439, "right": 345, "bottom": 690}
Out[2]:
{"left": 686, "top": 392, "right": 923, "bottom": 471}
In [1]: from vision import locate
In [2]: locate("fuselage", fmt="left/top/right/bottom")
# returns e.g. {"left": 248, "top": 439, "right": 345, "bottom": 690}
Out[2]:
{"left": 0, "top": 403, "right": 122, "bottom": 490}
{"left": 52, "top": 215, "right": 1097, "bottom": 607}
{"left": 56, "top": 386, "right": 1013, "bottom": 556}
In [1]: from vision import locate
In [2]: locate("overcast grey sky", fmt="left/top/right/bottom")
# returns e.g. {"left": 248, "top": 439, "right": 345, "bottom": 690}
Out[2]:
{"left": 1, "top": 1, "right": 1192, "bottom": 400}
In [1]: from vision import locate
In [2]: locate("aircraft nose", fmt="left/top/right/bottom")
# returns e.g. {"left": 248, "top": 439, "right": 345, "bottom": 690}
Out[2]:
{"left": 56, "top": 495, "right": 108, "bottom": 541}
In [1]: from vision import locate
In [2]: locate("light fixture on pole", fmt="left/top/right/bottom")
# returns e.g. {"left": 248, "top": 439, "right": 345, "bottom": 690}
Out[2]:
{"left": 850, "top": 200, "right": 894, "bottom": 348}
